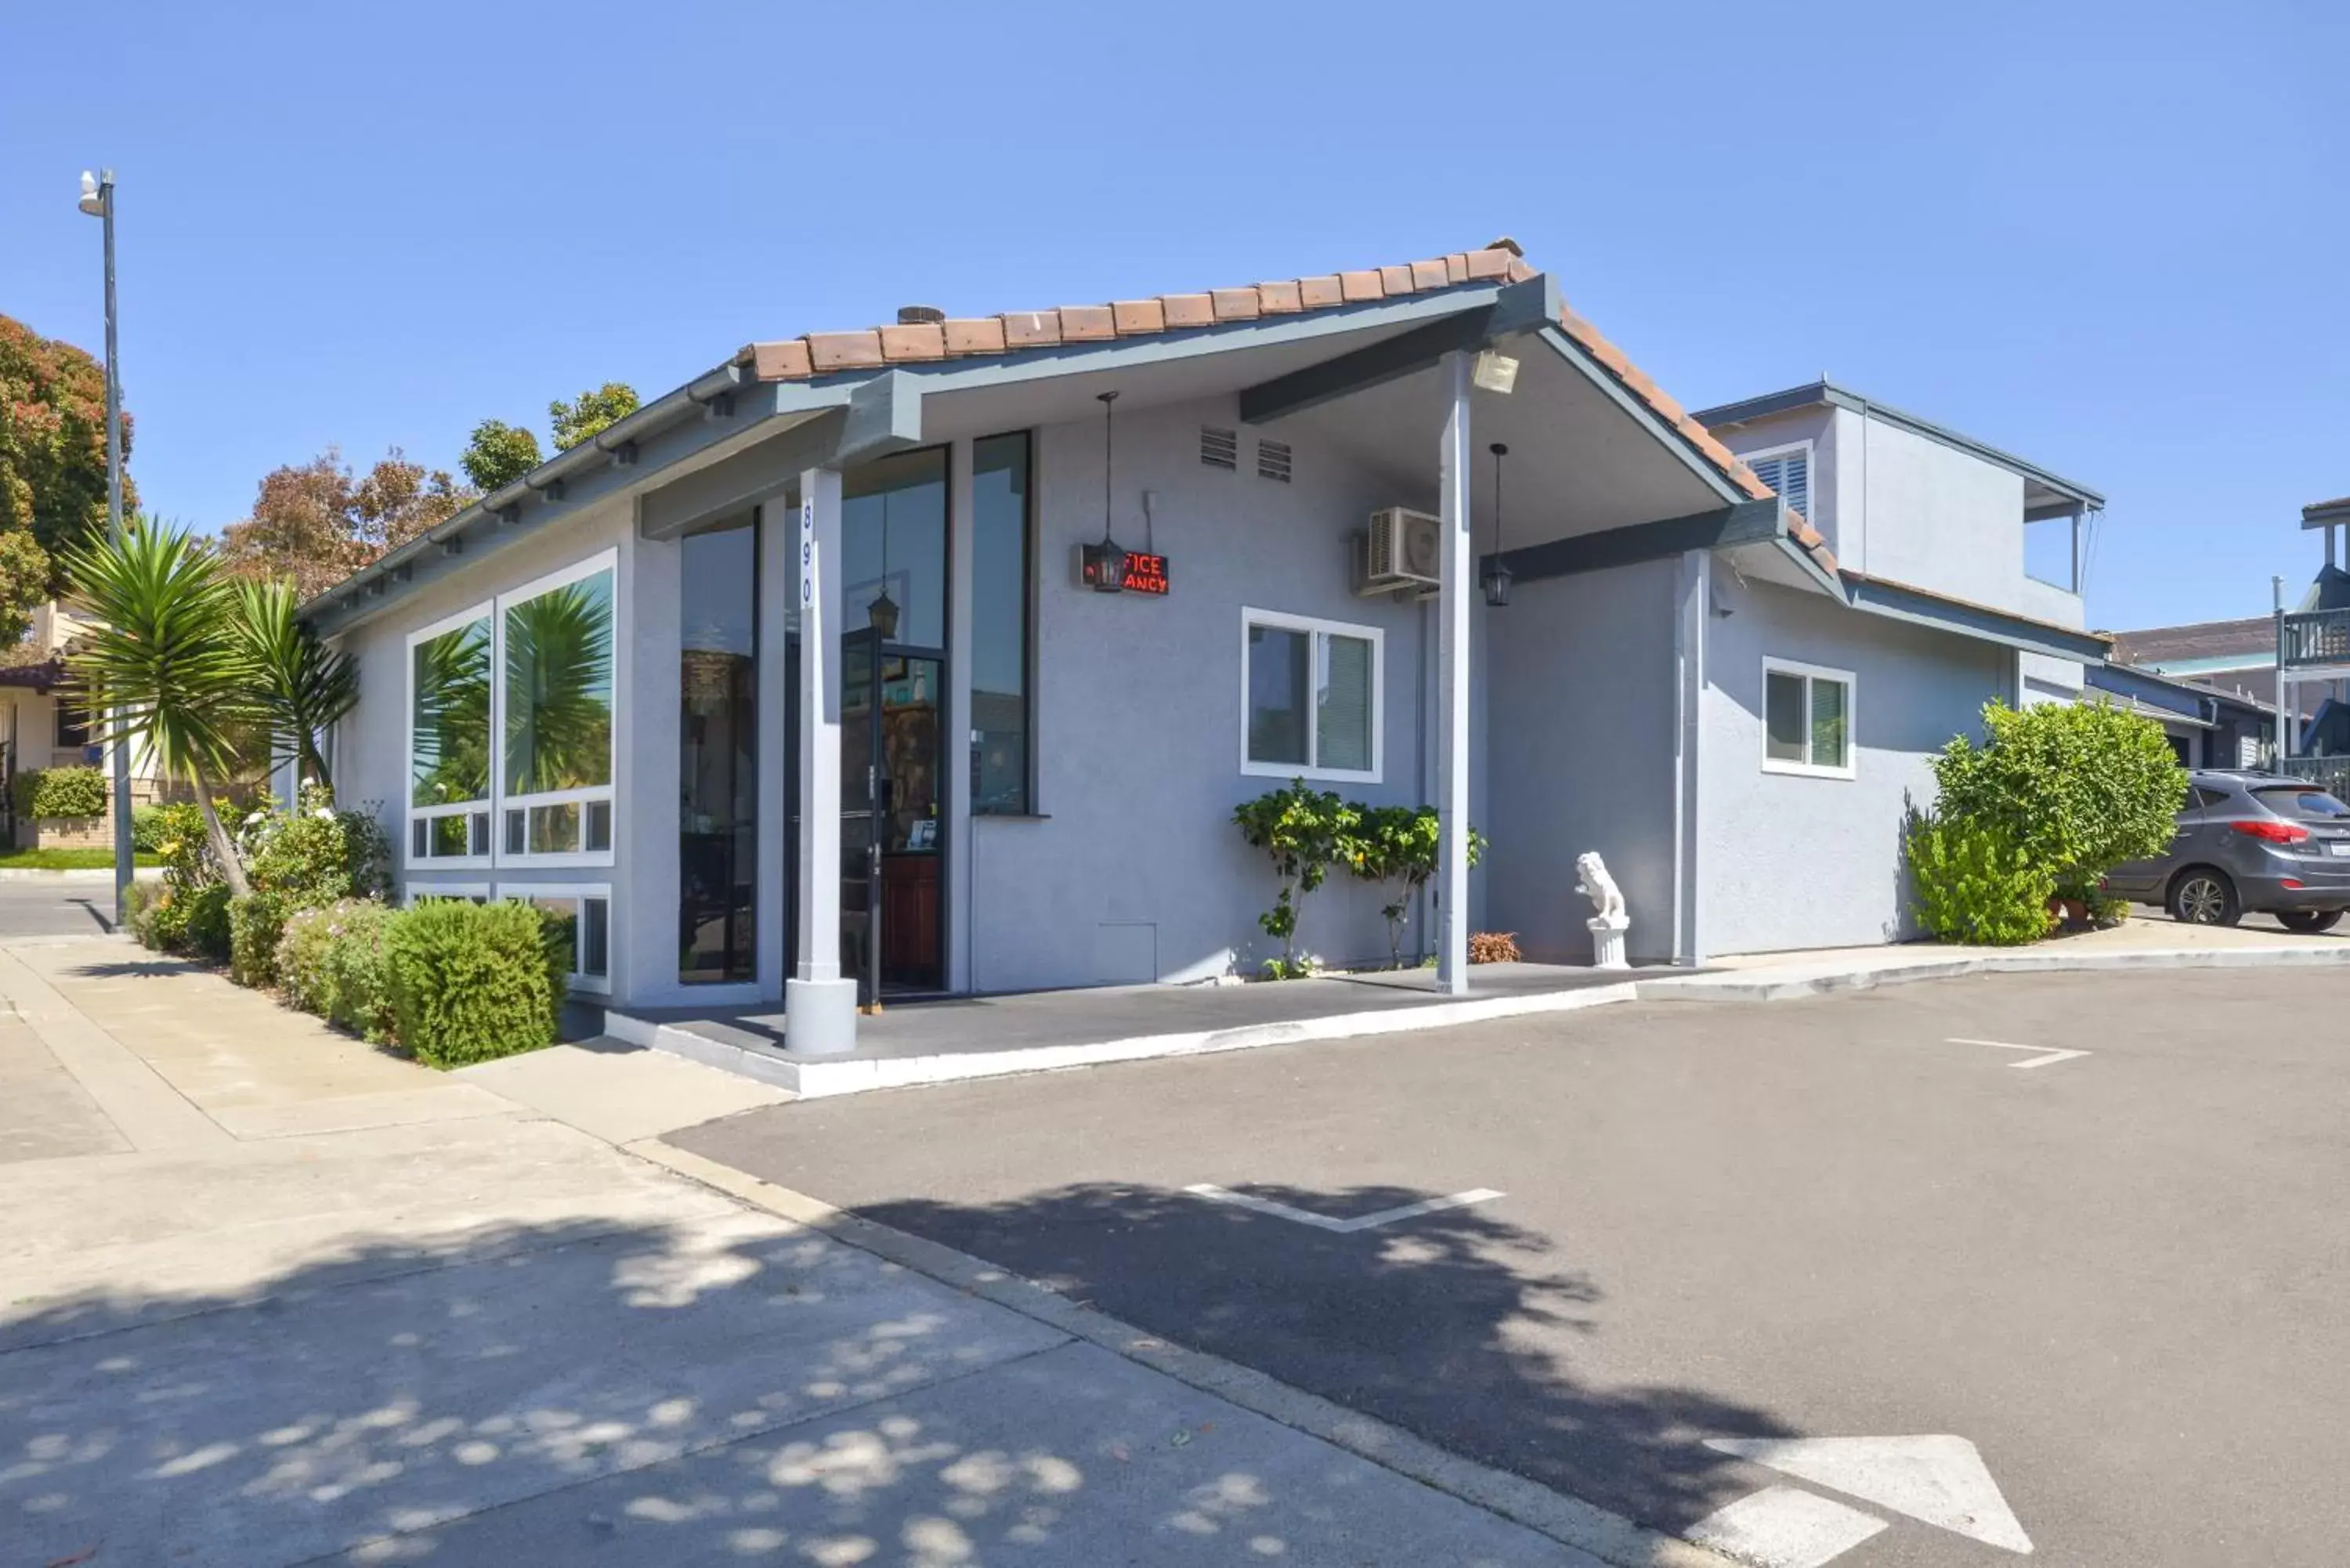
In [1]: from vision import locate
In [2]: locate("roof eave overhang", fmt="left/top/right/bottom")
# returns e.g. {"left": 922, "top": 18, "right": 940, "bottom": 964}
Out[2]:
{"left": 1840, "top": 573, "right": 2113, "bottom": 663}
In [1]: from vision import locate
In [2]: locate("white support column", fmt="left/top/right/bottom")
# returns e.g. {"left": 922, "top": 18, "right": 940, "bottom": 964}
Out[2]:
{"left": 1436, "top": 351, "right": 1473, "bottom": 995}
{"left": 945, "top": 438, "right": 976, "bottom": 994}
{"left": 785, "top": 467, "right": 857, "bottom": 1056}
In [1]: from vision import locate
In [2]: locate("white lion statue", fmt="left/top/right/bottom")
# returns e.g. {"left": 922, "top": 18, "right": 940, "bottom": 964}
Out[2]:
{"left": 1575, "top": 852, "right": 1625, "bottom": 922}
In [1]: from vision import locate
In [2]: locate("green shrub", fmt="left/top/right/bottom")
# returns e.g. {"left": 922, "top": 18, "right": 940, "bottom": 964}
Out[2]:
{"left": 1233, "top": 782, "right": 1359, "bottom": 977}
{"left": 130, "top": 803, "right": 168, "bottom": 853}
{"left": 1343, "top": 805, "right": 1486, "bottom": 969}
{"left": 229, "top": 891, "right": 291, "bottom": 988}
{"left": 1931, "top": 699, "right": 2186, "bottom": 899}
{"left": 122, "top": 877, "right": 162, "bottom": 945}
{"left": 14, "top": 766, "right": 108, "bottom": 819}
{"left": 150, "top": 800, "right": 218, "bottom": 895}
{"left": 274, "top": 898, "right": 397, "bottom": 1038}
{"left": 1906, "top": 810, "right": 2056, "bottom": 946}
{"left": 157, "top": 882, "right": 233, "bottom": 964}
{"left": 241, "top": 785, "right": 392, "bottom": 905}
{"left": 385, "top": 898, "right": 568, "bottom": 1068}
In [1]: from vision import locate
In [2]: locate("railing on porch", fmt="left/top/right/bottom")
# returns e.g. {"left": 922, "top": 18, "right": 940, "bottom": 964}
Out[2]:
{"left": 2276, "top": 754, "right": 2350, "bottom": 798}
{"left": 2279, "top": 607, "right": 2350, "bottom": 668}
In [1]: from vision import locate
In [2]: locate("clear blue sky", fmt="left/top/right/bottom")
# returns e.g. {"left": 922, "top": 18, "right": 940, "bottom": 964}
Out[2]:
{"left": 2, "top": 0, "right": 2341, "bottom": 630}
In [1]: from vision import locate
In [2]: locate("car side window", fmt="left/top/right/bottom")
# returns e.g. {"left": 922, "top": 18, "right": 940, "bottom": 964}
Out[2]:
{"left": 2189, "top": 786, "right": 2229, "bottom": 811}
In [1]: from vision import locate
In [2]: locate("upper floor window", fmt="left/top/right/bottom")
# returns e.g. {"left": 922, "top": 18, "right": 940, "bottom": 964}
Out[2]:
{"left": 1745, "top": 445, "right": 1811, "bottom": 522}
{"left": 1242, "top": 608, "right": 1382, "bottom": 783}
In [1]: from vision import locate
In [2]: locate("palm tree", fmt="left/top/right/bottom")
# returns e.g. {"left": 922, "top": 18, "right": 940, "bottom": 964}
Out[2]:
{"left": 233, "top": 576, "right": 357, "bottom": 795}
{"left": 63, "top": 520, "right": 259, "bottom": 898}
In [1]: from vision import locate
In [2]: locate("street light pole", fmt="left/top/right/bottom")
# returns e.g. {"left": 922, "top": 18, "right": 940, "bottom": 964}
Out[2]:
{"left": 79, "top": 169, "right": 134, "bottom": 927}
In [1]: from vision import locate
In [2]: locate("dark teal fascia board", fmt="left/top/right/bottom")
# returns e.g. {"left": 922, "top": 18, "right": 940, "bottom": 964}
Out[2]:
{"left": 2084, "top": 661, "right": 2206, "bottom": 719}
{"left": 1532, "top": 325, "right": 1748, "bottom": 507}
{"left": 306, "top": 377, "right": 851, "bottom": 638}
{"left": 1484, "top": 497, "right": 1781, "bottom": 584}
{"left": 1842, "top": 575, "right": 2113, "bottom": 664}
{"left": 1692, "top": 380, "right": 2107, "bottom": 511}
{"left": 1236, "top": 276, "right": 1558, "bottom": 425}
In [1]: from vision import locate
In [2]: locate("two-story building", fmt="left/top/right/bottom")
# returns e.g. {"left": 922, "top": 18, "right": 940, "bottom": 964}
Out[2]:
{"left": 301, "top": 240, "right": 2114, "bottom": 1046}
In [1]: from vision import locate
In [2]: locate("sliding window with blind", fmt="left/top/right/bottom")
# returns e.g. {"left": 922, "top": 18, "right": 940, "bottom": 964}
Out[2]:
{"left": 1241, "top": 608, "right": 1382, "bottom": 784}
{"left": 1744, "top": 444, "right": 1811, "bottom": 522}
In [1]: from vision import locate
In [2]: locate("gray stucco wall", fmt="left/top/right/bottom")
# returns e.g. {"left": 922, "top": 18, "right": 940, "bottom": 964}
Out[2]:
{"left": 1698, "top": 576, "right": 2012, "bottom": 955}
{"left": 968, "top": 393, "right": 1457, "bottom": 992}
{"left": 1482, "top": 562, "right": 1680, "bottom": 963}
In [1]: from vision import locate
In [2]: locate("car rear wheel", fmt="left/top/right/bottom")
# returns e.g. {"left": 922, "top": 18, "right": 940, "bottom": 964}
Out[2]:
{"left": 2168, "top": 868, "right": 2240, "bottom": 927}
{"left": 2276, "top": 909, "right": 2343, "bottom": 934}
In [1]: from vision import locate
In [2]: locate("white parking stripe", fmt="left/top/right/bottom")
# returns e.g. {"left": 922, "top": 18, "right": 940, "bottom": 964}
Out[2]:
{"left": 1948, "top": 1037, "right": 2093, "bottom": 1070}
{"left": 1686, "top": 1485, "right": 1889, "bottom": 1567}
{"left": 1184, "top": 1184, "right": 1505, "bottom": 1233}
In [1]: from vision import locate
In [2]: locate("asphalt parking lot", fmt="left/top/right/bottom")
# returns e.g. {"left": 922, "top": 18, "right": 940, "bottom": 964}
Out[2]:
{"left": 671, "top": 967, "right": 2350, "bottom": 1568}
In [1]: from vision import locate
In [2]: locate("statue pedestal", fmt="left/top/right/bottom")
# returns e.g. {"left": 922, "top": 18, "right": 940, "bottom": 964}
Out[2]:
{"left": 1588, "top": 914, "right": 1630, "bottom": 971}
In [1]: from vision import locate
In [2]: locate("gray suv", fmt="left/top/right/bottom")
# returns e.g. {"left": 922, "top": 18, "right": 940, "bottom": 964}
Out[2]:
{"left": 2104, "top": 770, "right": 2350, "bottom": 931}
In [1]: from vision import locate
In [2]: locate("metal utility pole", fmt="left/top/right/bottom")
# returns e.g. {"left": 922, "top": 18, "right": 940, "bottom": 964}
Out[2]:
{"left": 79, "top": 169, "right": 134, "bottom": 926}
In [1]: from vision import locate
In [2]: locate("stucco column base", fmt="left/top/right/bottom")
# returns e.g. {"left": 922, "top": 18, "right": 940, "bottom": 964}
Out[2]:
{"left": 784, "top": 977, "right": 859, "bottom": 1057}
{"left": 1589, "top": 915, "right": 1630, "bottom": 972}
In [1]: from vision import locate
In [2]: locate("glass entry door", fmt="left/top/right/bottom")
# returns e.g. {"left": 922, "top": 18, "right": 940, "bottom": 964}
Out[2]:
{"left": 840, "top": 627, "right": 881, "bottom": 1006}
{"left": 838, "top": 627, "right": 945, "bottom": 1006}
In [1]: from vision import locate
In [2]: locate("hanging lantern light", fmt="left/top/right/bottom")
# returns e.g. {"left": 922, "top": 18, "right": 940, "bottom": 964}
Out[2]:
{"left": 1080, "top": 390, "right": 1131, "bottom": 592}
{"left": 1480, "top": 442, "right": 1513, "bottom": 609}
{"left": 868, "top": 485, "right": 902, "bottom": 638}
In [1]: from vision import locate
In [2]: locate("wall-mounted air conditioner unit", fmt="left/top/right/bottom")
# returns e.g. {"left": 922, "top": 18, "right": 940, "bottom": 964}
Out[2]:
{"left": 1356, "top": 506, "right": 1442, "bottom": 594}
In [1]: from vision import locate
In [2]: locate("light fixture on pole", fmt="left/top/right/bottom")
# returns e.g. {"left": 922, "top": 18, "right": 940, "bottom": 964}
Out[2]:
{"left": 1480, "top": 443, "right": 1513, "bottom": 609}
{"left": 78, "top": 167, "right": 134, "bottom": 927}
{"left": 867, "top": 485, "right": 900, "bottom": 639}
{"left": 1080, "top": 390, "right": 1130, "bottom": 592}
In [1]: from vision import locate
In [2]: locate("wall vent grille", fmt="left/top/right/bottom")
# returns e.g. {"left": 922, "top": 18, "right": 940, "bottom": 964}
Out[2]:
{"left": 1200, "top": 427, "right": 1238, "bottom": 471}
{"left": 1257, "top": 439, "right": 1292, "bottom": 483}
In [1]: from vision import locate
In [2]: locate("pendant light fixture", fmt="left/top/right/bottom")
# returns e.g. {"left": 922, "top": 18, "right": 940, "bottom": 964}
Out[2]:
{"left": 868, "top": 482, "right": 901, "bottom": 638}
{"left": 1480, "top": 442, "right": 1513, "bottom": 608}
{"left": 1081, "top": 390, "right": 1131, "bottom": 592}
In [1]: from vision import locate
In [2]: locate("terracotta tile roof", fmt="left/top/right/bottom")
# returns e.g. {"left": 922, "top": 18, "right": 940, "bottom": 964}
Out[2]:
{"left": 734, "top": 238, "right": 1816, "bottom": 555}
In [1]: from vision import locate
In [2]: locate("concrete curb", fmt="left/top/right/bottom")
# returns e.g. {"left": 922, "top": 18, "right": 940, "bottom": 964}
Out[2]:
{"left": 1635, "top": 942, "right": 2350, "bottom": 1004}
{"left": 610, "top": 981, "right": 1643, "bottom": 1098}
{"left": 626, "top": 1136, "right": 1739, "bottom": 1568}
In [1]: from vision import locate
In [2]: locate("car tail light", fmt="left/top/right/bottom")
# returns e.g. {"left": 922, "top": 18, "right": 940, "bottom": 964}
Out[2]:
{"left": 2233, "top": 818, "right": 2311, "bottom": 845}
{"left": 2282, "top": 878, "right": 2307, "bottom": 891}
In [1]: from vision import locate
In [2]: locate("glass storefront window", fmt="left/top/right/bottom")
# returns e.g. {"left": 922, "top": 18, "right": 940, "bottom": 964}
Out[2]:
{"left": 843, "top": 448, "right": 947, "bottom": 649}
{"left": 972, "top": 432, "right": 1032, "bottom": 814}
{"left": 679, "top": 514, "right": 757, "bottom": 984}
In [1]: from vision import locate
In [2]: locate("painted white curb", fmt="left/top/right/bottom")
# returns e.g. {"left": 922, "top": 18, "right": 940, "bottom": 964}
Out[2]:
{"left": 612, "top": 980, "right": 1642, "bottom": 1098}
{"left": 1637, "top": 942, "right": 2350, "bottom": 1004}
{"left": 0, "top": 865, "right": 165, "bottom": 883}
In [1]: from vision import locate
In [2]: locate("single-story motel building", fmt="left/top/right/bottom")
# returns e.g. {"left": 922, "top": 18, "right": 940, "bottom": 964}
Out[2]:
{"left": 302, "top": 239, "right": 2113, "bottom": 1053}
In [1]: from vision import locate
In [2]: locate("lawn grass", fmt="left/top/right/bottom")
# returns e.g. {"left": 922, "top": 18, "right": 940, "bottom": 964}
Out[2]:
{"left": 0, "top": 847, "right": 163, "bottom": 870}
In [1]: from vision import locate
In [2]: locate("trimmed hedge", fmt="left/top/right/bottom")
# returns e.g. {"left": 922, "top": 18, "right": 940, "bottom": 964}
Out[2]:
{"left": 131, "top": 803, "right": 168, "bottom": 853}
{"left": 14, "top": 766, "right": 108, "bottom": 819}
{"left": 385, "top": 898, "right": 568, "bottom": 1068}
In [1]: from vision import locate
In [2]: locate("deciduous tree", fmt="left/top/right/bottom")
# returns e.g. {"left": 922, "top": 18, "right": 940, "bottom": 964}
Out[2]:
{"left": 0, "top": 312, "right": 136, "bottom": 589}
{"left": 460, "top": 419, "right": 542, "bottom": 492}
{"left": 549, "top": 382, "right": 639, "bottom": 451}
{"left": 219, "top": 448, "right": 472, "bottom": 598}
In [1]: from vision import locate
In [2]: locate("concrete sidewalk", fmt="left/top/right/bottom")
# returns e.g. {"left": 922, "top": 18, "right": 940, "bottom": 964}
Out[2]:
{"left": 0, "top": 934, "right": 1696, "bottom": 1567}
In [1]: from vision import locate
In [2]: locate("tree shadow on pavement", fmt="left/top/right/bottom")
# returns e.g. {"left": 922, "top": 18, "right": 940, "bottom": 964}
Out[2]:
{"left": 845, "top": 1179, "right": 1799, "bottom": 1536}
{"left": 1, "top": 1209, "right": 1596, "bottom": 1567}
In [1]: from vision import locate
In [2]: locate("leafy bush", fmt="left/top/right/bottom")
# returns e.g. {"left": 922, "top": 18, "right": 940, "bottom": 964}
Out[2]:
{"left": 149, "top": 881, "right": 233, "bottom": 963}
{"left": 1468, "top": 930, "right": 1522, "bottom": 964}
{"left": 1905, "top": 810, "right": 2056, "bottom": 946}
{"left": 275, "top": 898, "right": 398, "bottom": 1039}
{"left": 14, "top": 766, "right": 107, "bottom": 818}
{"left": 150, "top": 800, "right": 219, "bottom": 895}
{"left": 240, "top": 784, "right": 392, "bottom": 907}
{"left": 1343, "top": 806, "right": 1487, "bottom": 968}
{"left": 123, "top": 877, "right": 162, "bottom": 945}
{"left": 229, "top": 891, "right": 290, "bottom": 988}
{"left": 131, "top": 803, "right": 168, "bottom": 852}
{"left": 1233, "top": 782, "right": 1359, "bottom": 978}
{"left": 1931, "top": 700, "right": 2186, "bottom": 900}
{"left": 385, "top": 898, "right": 568, "bottom": 1068}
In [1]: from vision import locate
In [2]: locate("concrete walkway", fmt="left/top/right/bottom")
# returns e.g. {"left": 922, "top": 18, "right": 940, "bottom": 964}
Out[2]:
{"left": 0, "top": 933, "right": 1694, "bottom": 1568}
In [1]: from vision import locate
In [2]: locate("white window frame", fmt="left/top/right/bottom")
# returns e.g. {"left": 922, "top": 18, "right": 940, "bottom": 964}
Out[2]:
{"left": 403, "top": 600, "right": 497, "bottom": 872}
{"left": 1238, "top": 606, "right": 1384, "bottom": 784}
{"left": 1762, "top": 656, "right": 1857, "bottom": 780}
{"left": 494, "top": 880, "right": 613, "bottom": 995}
{"left": 402, "top": 880, "right": 490, "bottom": 906}
{"left": 1741, "top": 439, "right": 1815, "bottom": 523}
{"left": 493, "top": 548, "right": 620, "bottom": 869}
